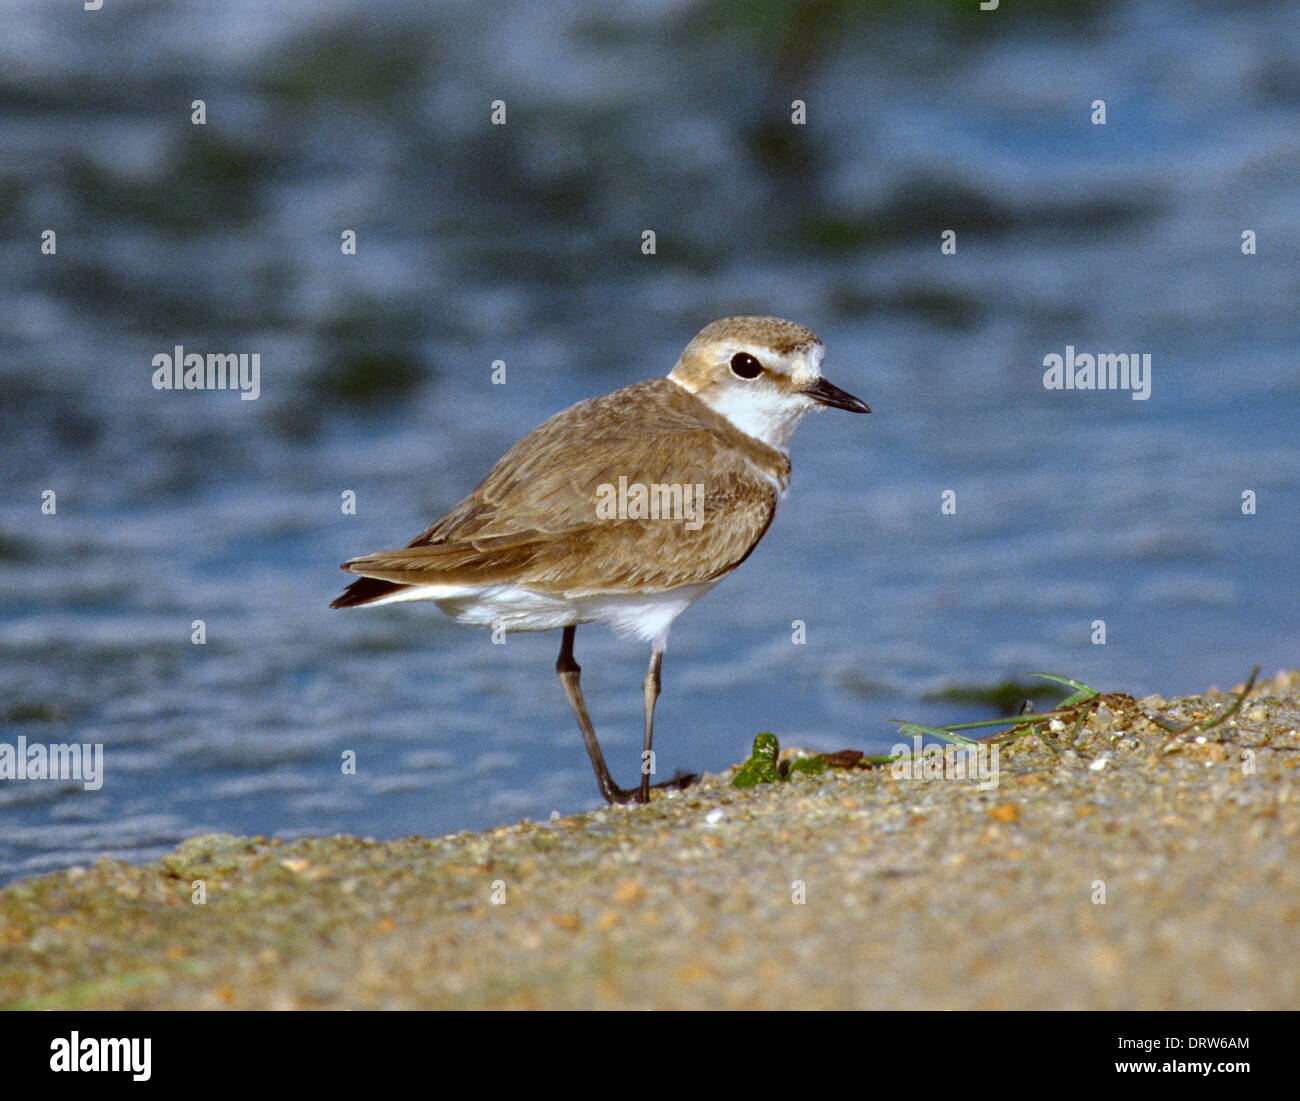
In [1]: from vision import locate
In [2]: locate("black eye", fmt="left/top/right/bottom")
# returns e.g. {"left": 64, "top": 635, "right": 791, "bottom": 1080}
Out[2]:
{"left": 730, "top": 352, "right": 763, "bottom": 379}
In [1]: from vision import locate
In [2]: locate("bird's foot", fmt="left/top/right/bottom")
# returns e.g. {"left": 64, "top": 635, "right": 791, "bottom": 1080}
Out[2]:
{"left": 602, "top": 769, "right": 698, "bottom": 805}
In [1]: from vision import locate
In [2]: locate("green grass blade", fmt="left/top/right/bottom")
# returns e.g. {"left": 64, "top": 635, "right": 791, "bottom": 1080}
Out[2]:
{"left": 1027, "top": 672, "right": 1098, "bottom": 698}
{"left": 889, "top": 721, "right": 980, "bottom": 746}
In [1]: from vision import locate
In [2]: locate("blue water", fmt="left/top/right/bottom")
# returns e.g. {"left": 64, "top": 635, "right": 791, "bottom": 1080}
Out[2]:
{"left": 1, "top": 0, "right": 1297, "bottom": 883}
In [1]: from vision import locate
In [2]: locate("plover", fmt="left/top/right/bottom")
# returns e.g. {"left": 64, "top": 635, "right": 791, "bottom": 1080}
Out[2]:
{"left": 332, "top": 316, "right": 869, "bottom": 804}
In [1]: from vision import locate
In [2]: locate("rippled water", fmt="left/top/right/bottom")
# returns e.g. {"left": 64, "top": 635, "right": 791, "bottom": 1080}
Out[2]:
{"left": 1, "top": 0, "right": 1297, "bottom": 883}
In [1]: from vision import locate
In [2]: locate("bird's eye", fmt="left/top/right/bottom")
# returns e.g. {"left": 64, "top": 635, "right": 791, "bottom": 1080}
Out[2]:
{"left": 730, "top": 352, "right": 763, "bottom": 379}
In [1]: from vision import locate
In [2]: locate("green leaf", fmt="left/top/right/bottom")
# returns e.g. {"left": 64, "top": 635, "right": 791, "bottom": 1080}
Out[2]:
{"left": 731, "top": 731, "right": 782, "bottom": 788}
{"left": 787, "top": 756, "right": 829, "bottom": 780}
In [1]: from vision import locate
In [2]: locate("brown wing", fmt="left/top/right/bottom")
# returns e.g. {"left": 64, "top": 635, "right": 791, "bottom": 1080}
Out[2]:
{"left": 339, "top": 379, "right": 789, "bottom": 594}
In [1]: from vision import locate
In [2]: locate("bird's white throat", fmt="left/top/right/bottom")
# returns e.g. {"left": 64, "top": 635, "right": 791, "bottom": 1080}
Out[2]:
{"left": 685, "top": 381, "right": 817, "bottom": 452}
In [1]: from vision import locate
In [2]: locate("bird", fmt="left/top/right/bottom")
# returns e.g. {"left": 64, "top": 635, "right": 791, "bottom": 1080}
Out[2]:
{"left": 331, "top": 316, "right": 870, "bottom": 804}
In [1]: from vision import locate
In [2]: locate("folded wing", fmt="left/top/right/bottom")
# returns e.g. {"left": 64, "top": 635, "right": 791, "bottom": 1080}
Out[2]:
{"left": 333, "top": 379, "right": 788, "bottom": 602}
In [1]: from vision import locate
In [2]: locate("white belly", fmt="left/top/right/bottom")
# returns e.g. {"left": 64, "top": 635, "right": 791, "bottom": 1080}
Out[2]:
{"left": 361, "top": 578, "right": 725, "bottom": 644}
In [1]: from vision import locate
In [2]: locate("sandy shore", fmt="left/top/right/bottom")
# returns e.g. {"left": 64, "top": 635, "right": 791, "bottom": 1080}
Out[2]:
{"left": 3, "top": 671, "right": 1297, "bottom": 1010}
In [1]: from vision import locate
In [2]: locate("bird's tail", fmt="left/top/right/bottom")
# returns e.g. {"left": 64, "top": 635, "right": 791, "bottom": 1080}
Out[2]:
{"left": 330, "top": 575, "right": 409, "bottom": 609}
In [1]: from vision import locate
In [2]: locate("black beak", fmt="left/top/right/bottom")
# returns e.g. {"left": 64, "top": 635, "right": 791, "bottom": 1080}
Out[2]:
{"left": 805, "top": 376, "right": 870, "bottom": 414}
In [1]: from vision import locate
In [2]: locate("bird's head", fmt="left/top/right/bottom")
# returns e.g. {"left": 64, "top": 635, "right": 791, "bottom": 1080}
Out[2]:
{"left": 668, "top": 316, "right": 869, "bottom": 451}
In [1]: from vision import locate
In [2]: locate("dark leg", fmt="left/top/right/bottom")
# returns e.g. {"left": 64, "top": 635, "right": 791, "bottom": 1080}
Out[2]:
{"left": 557, "top": 625, "right": 630, "bottom": 804}
{"left": 555, "top": 626, "right": 695, "bottom": 805}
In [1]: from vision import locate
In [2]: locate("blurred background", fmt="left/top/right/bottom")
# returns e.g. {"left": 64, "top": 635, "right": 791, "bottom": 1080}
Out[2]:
{"left": 1, "top": 0, "right": 1297, "bottom": 883}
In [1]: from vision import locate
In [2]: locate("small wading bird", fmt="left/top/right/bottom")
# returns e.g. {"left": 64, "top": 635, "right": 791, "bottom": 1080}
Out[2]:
{"left": 332, "top": 317, "right": 869, "bottom": 804}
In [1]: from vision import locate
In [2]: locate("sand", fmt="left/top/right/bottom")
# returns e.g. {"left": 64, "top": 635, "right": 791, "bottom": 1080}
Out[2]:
{"left": 3, "top": 671, "right": 1297, "bottom": 1009}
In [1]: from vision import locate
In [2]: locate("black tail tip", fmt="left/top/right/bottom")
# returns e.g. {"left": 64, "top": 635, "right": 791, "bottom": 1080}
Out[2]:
{"left": 331, "top": 575, "right": 406, "bottom": 609}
